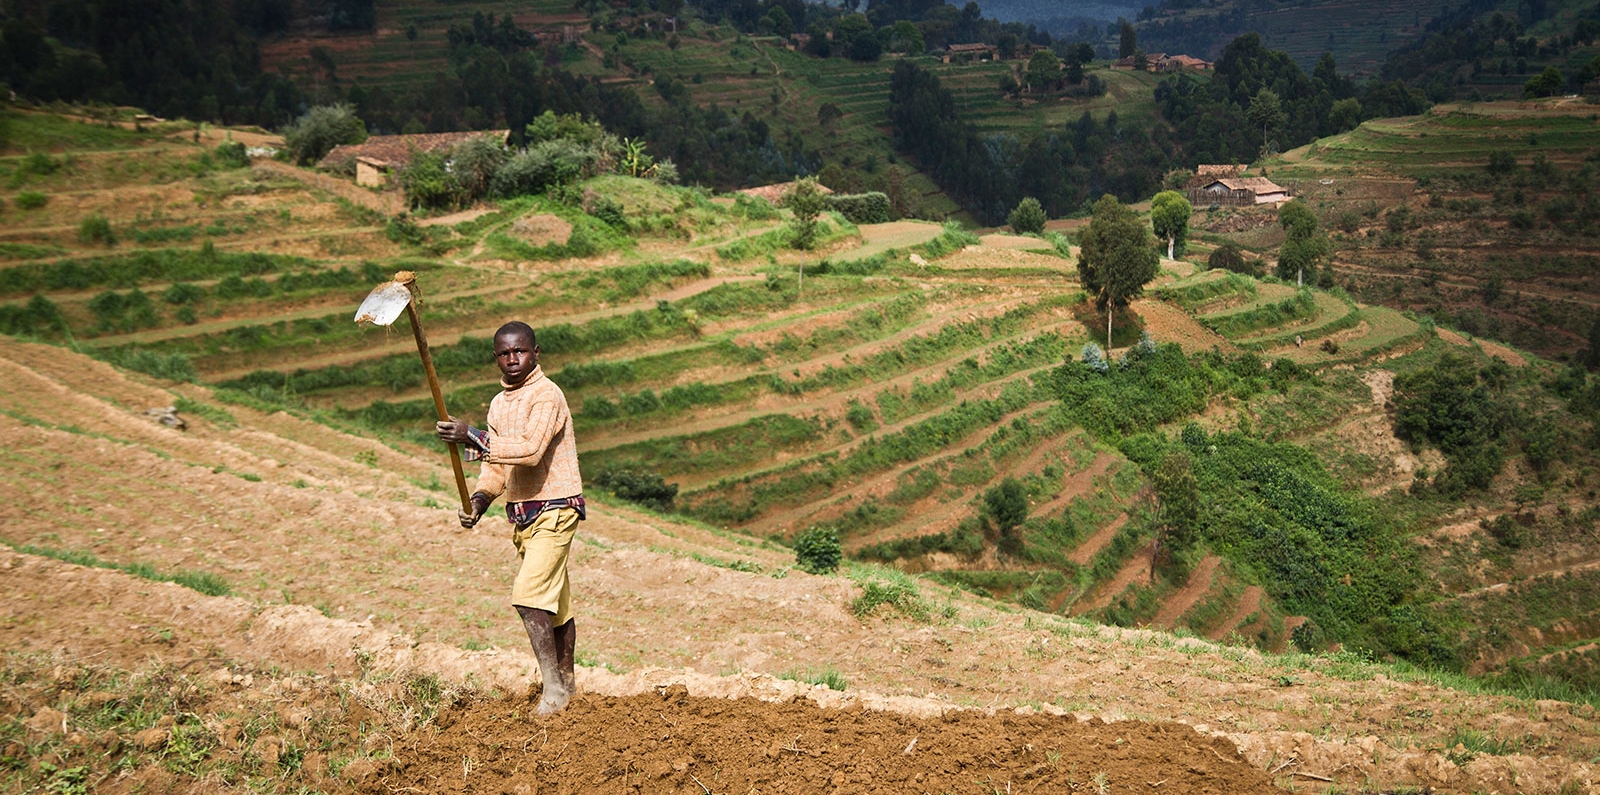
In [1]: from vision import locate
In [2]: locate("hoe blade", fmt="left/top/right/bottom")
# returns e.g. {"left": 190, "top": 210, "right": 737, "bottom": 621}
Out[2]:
{"left": 354, "top": 280, "right": 413, "bottom": 327}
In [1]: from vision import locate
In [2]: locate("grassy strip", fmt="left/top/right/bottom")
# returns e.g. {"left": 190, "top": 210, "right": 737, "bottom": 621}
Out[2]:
{"left": 1201, "top": 290, "right": 1316, "bottom": 337}
{"left": 715, "top": 214, "right": 857, "bottom": 261}
{"left": 6, "top": 542, "right": 231, "bottom": 596}
{"left": 0, "top": 248, "right": 313, "bottom": 298}
{"left": 916, "top": 222, "right": 981, "bottom": 259}
{"left": 1236, "top": 304, "right": 1362, "bottom": 351}
{"left": 1156, "top": 271, "right": 1256, "bottom": 311}
{"left": 583, "top": 413, "right": 823, "bottom": 477}
{"left": 581, "top": 308, "right": 1063, "bottom": 428}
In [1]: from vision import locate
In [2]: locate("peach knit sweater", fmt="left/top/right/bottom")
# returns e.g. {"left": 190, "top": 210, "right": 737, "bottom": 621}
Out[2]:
{"left": 474, "top": 366, "right": 583, "bottom": 502}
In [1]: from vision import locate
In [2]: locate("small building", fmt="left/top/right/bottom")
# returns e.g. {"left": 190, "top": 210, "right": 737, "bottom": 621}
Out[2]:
{"left": 790, "top": 32, "right": 811, "bottom": 51}
{"left": 1112, "top": 52, "right": 1165, "bottom": 71}
{"left": 943, "top": 42, "right": 998, "bottom": 63}
{"left": 319, "top": 130, "right": 511, "bottom": 186}
{"left": 354, "top": 156, "right": 389, "bottom": 188}
{"left": 1157, "top": 54, "right": 1212, "bottom": 72}
{"left": 1190, "top": 177, "right": 1290, "bottom": 206}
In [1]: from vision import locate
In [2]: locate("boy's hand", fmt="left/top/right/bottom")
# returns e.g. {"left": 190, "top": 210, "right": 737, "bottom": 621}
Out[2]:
{"left": 458, "top": 493, "right": 491, "bottom": 529}
{"left": 437, "top": 415, "right": 469, "bottom": 444}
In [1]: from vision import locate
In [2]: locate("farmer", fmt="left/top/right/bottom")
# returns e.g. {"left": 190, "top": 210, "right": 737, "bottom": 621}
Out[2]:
{"left": 436, "top": 321, "right": 583, "bottom": 715}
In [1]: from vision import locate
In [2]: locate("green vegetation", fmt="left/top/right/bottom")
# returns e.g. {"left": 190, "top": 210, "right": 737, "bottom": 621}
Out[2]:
{"left": 793, "top": 525, "right": 842, "bottom": 574}
{"left": 7, "top": 542, "right": 230, "bottom": 597}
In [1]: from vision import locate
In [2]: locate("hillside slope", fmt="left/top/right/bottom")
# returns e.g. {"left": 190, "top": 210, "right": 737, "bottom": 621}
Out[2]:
{"left": 2, "top": 335, "right": 1598, "bottom": 793}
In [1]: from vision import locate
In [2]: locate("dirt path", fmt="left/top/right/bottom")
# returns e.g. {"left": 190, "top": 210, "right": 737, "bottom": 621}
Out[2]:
{"left": 1068, "top": 513, "right": 1130, "bottom": 566}
{"left": 1152, "top": 555, "right": 1221, "bottom": 629}
{"left": 1209, "top": 586, "right": 1264, "bottom": 641}
{"left": 1076, "top": 539, "right": 1154, "bottom": 613}
{"left": 1033, "top": 452, "right": 1116, "bottom": 521}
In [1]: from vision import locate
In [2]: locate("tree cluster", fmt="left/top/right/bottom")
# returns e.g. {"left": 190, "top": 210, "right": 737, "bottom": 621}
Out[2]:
{"left": 0, "top": 1, "right": 304, "bottom": 127}
{"left": 1155, "top": 35, "right": 1374, "bottom": 166}
{"left": 1393, "top": 353, "right": 1511, "bottom": 494}
{"left": 889, "top": 61, "right": 1175, "bottom": 224}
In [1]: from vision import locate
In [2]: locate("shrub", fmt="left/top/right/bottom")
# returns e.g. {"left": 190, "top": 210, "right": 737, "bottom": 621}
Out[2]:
{"left": 283, "top": 104, "right": 367, "bottom": 166}
{"left": 0, "top": 295, "right": 68, "bottom": 337}
{"left": 826, "top": 192, "right": 891, "bottom": 224}
{"left": 162, "top": 282, "right": 206, "bottom": 304}
{"left": 844, "top": 399, "right": 877, "bottom": 432}
{"left": 592, "top": 468, "right": 678, "bottom": 512}
{"left": 78, "top": 214, "right": 115, "bottom": 246}
{"left": 793, "top": 525, "right": 842, "bottom": 574}
{"left": 15, "top": 191, "right": 47, "bottom": 210}
{"left": 491, "top": 139, "right": 598, "bottom": 197}
{"left": 1007, "top": 196, "right": 1047, "bottom": 234}
{"left": 215, "top": 141, "right": 249, "bottom": 168}
{"left": 1207, "top": 242, "right": 1254, "bottom": 275}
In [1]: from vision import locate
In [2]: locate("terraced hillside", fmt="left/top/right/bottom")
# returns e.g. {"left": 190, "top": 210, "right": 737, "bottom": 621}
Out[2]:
{"left": 6, "top": 108, "right": 1600, "bottom": 791}
{"left": 1259, "top": 99, "right": 1600, "bottom": 360}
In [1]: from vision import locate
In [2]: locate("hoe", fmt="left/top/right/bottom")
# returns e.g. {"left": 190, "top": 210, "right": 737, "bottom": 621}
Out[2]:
{"left": 354, "top": 271, "right": 471, "bottom": 514}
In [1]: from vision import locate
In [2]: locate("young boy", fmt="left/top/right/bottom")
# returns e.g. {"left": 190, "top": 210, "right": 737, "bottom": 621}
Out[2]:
{"left": 436, "top": 321, "right": 584, "bottom": 715}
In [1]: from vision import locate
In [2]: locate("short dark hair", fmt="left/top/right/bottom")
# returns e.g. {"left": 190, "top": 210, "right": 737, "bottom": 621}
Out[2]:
{"left": 495, "top": 321, "right": 536, "bottom": 346}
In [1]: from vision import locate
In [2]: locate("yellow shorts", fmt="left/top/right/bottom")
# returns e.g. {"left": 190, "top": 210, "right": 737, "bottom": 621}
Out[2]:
{"left": 510, "top": 507, "right": 578, "bottom": 625}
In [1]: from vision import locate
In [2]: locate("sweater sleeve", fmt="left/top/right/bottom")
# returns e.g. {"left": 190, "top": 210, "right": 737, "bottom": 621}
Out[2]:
{"left": 475, "top": 459, "right": 507, "bottom": 499}
{"left": 486, "top": 398, "right": 564, "bottom": 466}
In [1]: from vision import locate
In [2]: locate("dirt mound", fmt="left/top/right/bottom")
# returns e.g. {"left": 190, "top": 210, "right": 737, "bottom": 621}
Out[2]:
{"left": 380, "top": 688, "right": 1279, "bottom": 795}
{"left": 511, "top": 214, "right": 574, "bottom": 246}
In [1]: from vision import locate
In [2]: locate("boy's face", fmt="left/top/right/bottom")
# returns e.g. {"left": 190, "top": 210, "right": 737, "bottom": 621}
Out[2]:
{"left": 494, "top": 331, "right": 537, "bottom": 384}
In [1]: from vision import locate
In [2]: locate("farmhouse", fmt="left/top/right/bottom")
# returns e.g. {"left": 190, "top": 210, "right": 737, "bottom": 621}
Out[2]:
{"left": 1111, "top": 52, "right": 1165, "bottom": 70}
{"left": 1112, "top": 53, "right": 1211, "bottom": 72}
{"left": 319, "top": 130, "right": 510, "bottom": 187}
{"left": 943, "top": 42, "right": 998, "bottom": 63}
{"left": 1158, "top": 54, "right": 1212, "bottom": 72}
{"left": 1190, "top": 176, "right": 1290, "bottom": 206}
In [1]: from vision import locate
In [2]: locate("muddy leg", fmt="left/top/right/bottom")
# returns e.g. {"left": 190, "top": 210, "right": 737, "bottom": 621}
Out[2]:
{"left": 516, "top": 606, "right": 571, "bottom": 714}
{"left": 553, "top": 618, "right": 577, "bottom": 697}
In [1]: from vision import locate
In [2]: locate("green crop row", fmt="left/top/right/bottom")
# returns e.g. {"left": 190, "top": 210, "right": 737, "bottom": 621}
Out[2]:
{"left": 0, "top": 247, "right": 313, "bottom": 298}
{"left": 1202, "top": 290, "right": 1317, "bottom": 337}
{"left": 1157, "top": 272, "right": 1256, "bottom": 311}
{"left": 682, "top": 377, "right": 1050, "bottom": 525}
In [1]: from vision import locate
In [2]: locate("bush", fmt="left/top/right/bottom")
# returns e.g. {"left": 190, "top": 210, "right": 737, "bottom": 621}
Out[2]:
{"left": 0, "top": 295, "right": 67, "bottom": 337}
{"left": 794, "top": 525, "right": 842, "bottom": 574}
{"left": 491, "top": 139, "right": 597, "bottom": 197}
{"left": 78, "top": 214, "right": 115, "bottom": 246}
{"left": 1007, "top": 196, "right": 1047, "bottom": 234}
{"left": 283, "top": 104, "right": 367, "bottom": 166}
{"left": 15, "top": 191, "right": 47, "bottom": 210}
{"left": 1207, "top": 242, "right": 1256, "bottom": 275}
{"left": 591, "top": 468, "right": 678, "bottom": 512}
{"left": 826, "top": 192, "right": 891, "bottom": 224}
{"left": 162, "top": 282, "right": 205, "bottom": 304}
{"left": 215, "top": 141, "right": 250, "bottom": 169}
